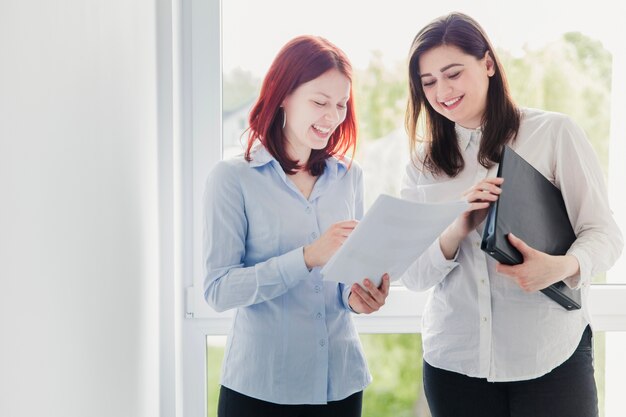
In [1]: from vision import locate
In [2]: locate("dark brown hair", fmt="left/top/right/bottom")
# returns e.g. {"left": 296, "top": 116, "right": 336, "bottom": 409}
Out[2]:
{"left": 406, "top": 12, "right": 520, "bottom": 177}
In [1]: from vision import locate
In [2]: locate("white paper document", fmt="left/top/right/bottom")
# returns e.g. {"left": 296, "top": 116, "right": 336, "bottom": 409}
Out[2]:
{"left": 320, "top": 194, "right": 469, "bottom": 287}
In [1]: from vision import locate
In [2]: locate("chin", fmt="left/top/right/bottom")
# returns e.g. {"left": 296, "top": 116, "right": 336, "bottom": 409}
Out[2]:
{"left": 309, "top": 138, "right": 330, "bottom": 150}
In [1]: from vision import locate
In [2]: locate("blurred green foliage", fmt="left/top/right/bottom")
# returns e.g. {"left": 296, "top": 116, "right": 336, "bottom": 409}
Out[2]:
{"left": 360, "top": 333, "right": 428, "bottom": 417}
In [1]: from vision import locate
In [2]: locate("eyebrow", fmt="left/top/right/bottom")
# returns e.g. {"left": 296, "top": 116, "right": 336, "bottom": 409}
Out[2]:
{"left": 314, "top": 92, "right": 349, "bottom": 100}
{"left": 419, "top": 63, "right": 464, "bottom": 78}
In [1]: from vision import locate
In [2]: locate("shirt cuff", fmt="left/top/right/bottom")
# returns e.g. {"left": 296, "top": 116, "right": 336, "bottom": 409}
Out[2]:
{"left": 340, "top": 283, "right": 356, "bottom": 313}
{"left": 564, "top": 247, "right": 591, "bottom": 290}
{"left": 277, "top": 247, "right": 311, "bottom": 288}
{"left": 428, "top": 237, "right": 460, "bottom": 274}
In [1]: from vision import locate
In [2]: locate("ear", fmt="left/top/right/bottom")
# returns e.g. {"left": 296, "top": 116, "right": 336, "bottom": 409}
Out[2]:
{"left": 484, "top": 51, "right": 496, "bottom": 77}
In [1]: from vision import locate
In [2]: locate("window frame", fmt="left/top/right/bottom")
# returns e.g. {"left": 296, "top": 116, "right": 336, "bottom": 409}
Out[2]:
{"left": 179, "top": 1, "right": 626, "bottom": 416}
{"left": 186, "top": 0, "right": 626, "bottom": 331}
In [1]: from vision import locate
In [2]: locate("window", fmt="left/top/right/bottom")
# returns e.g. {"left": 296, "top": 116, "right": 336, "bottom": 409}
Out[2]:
{"left": 182, "top": 1, "right": 626, "bottom": 416}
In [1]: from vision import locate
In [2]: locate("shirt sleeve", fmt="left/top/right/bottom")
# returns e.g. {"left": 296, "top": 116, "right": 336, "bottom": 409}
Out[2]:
{"left": 341, "top": 164, "right": 365, "bottom": 311}
{"left": 554, "top": 116, "right": 624, "bottom": 289}
{"left": 399, "top": 162, "right": 460, "bottom": 291}
{"left": 202, "top": 162, "right": 310, "bottom": 312}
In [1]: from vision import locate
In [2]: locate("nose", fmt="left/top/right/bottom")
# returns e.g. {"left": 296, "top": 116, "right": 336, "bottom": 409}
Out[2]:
{"left": 324, "top": 106, "right": 340, "bottom": 124}
{"left": 436, "top": 78, "right": 452, "bottom": 99}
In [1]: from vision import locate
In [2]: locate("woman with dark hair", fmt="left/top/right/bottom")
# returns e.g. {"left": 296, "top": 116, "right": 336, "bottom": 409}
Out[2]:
{"left": 400, "top": 12, "right": 622, "bottom": 417}
{"left": 203, "top": 35, "right": 390, "bottom": 417}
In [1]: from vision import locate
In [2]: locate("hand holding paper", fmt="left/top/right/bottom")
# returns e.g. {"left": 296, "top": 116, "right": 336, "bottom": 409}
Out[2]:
{"left": 320, "top": 194, "right": 469, "bottom": 287}
{"left": 303, "top": 220, "right": 358, "bottom": 269}
{"left": 348, "top": 273, "right": 391, "bottom": 314}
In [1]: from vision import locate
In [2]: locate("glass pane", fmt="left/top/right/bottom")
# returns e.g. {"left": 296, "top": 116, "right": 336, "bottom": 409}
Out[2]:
{"left": 206, "top": 336, "right": 227, "bottom": 415}
{"left": 603, "top": 331, "right": 626, "bottom": 417}
{"left": 222, "top": 0, "right": 624, "bottom": 283}
{"left": 359, "top": 334, "right": 427, "bottom": 417}
{"left": 595, "top": 331, "right": 626, "bottom": 417}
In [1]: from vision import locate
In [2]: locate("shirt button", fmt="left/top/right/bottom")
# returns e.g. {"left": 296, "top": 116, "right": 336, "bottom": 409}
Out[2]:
{"left": 305, "top": 206, "right": 312, "bottom": 214}
{"left": 314, "top": 285, "right": 321, "bottom": 293}
{"left": 482, "top": 317, "right": 488, "bottom": 322}
{"left": 481, "top": 279, "right": 486, "bottom": 285}
{"left": 474, "top": 241, "right": 480, "bottom": 248}
{"left": 319, "top": 339, "right": 325, "bottom": 347}
{"left": 316, "top": 312, "right": 322, "bottom": 319}
{"left": 310, "top": 232, "right": 318, "bottom": 239}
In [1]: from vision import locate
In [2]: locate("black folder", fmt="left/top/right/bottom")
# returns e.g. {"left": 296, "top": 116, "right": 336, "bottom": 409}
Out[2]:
{"left": 481, "top": 146, "right": 581, "bottom": 311}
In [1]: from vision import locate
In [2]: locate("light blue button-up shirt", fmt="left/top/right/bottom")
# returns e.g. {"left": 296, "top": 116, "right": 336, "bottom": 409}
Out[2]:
{"left": 203, "top": 145, "right": 371, "bottom": 404}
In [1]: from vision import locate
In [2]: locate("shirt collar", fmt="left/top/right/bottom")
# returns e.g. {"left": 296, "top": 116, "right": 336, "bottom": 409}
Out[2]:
{"left": 455, "top": 124, "right": 482, "bottom": 151}
{"left": 324, "top": 155, "right": 349, "bottom": 180}
{"left": 248, "top": 144, "right": 274, "bottom": 168}
{"left": 248, "top": 143, "right": 349, "bottom": 179}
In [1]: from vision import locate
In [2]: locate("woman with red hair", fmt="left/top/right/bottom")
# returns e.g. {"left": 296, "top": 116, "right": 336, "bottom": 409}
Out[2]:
{"left": 203, "top": 35, "right": 390, "bottom": 417}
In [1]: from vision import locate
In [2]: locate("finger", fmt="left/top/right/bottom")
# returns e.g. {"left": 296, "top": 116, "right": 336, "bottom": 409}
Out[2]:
{"left": 338, "top": 224, "right": 358, "bottom": 232}
{"left": 507, "top": 233, "right": 532, "bottom": 256}
{"left": 484, "top": 177, "right": 504, "bottom": 185}
{"left": 362, "top": 278, "right": 385, "bottom": 305}
{"left": 475, "top": 182, "right": 502, "bottom": 196}
{"left": 379, "top": 273, "right": 391, "bottom": 295}
{"left": 466, "top": 201, "right": 490, "bottom": 211}
{"left": 353, "top": 283, "right": 379, "bottom": 310}
{"left": 463, "top": 188, "right": 499, "bottom": 203}
{"left": 495, "top": 262, "right": 516, "bottom": 277}
{"left": 333, "top": 226, "right": 357, "bottom": 237}
{"left": 369, "top": 274, "right": 391, "bottom": 301}
{"left": 471, "top": 191, "right": 499, "bottom": 203}
{"left": 477, "top": 177, "right": 504, "bottom": 190}
{"left": 349, "top": 289, "right": 373, "bottom": 314}
{"left": 475, "top": 182, "right": 502, "bottom": 193}
{"left": 335, "top": 220, "right": 359, "bottom": 229}
{"left": 463, "top": 180, "right": 503, "bottom": 197}
{"left": 336, "top": 229, "right": 353, "bottom": 238}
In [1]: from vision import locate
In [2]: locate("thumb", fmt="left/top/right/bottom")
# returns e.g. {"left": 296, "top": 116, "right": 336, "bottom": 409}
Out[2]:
{"left": 507, "top": 233, "right": 533, "bottom": 257}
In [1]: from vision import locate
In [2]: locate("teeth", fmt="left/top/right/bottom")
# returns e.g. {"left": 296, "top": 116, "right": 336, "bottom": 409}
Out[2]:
{"left": 313, "top": 124, "right": 331, "bottom": 134}
{"left": 443, "top": 97, "right": 461, "bottom": 106}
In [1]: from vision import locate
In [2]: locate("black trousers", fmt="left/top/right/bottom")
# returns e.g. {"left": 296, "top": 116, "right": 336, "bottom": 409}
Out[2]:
{"left": 423, "top": 325, "right": 598, "bottom": 417}
{"left": 217, "top": 386, "right": 363, "bottom": 417}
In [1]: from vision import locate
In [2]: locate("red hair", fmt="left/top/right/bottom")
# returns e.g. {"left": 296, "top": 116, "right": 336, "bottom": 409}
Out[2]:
{"left": 245, "top": 35, "right": 357, "bottom": 176}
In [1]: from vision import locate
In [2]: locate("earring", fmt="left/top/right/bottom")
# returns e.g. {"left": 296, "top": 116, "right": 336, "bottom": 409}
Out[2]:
{"left": 282, "top": 108, "right": 287, "bottom": 129}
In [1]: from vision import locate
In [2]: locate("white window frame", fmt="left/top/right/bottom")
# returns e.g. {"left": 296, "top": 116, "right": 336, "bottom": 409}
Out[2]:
{"left": 177, "top": 1, "right": 626, "bottom": 416}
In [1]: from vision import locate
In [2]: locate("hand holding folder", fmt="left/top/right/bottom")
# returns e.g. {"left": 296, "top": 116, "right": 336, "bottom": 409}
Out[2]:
{"left": 481, "top": 146, "right": 581, "bottom": 310}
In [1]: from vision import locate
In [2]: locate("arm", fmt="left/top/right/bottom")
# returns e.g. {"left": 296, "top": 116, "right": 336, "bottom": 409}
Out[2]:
{"left": 398, "top": 162, "right": 457, "bottom": 291}
{"left": 497, "top": 116, "right": 624, "bottom": 290}
{"left": 398, "top": 163, "right": 502, "bottom": 291}
{"left": 555, "top": 117, "right": 623, "bottom": 287}
{"left": 202, "top": 162, "right": 310, "bottom": 312}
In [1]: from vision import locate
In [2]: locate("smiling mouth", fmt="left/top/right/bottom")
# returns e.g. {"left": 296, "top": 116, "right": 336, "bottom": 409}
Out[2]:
{"left": 312, "top": 124, "right": 332, "bottom": 135}
{"left": 441, "top": 96, "right": 462, "bottom": 108}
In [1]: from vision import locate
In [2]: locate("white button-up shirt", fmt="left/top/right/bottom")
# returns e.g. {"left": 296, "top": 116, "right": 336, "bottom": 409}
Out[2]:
{"left": 400, "top": 107, "right": 623, "bottom": 382}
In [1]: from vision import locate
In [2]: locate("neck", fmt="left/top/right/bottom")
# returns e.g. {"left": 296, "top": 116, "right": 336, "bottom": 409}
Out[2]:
{"left": 285, "top": 141, "right": 312, "bottom": 168}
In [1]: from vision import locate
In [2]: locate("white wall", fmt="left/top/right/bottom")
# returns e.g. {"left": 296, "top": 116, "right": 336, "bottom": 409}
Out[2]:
{"left": 0, "top": 1, "right": 161, "bottom": 416}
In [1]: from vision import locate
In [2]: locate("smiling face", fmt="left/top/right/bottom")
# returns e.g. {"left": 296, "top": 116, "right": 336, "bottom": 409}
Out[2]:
{"left": 281, "top": 68, "right": 350, "bottom": 162}
{"left": 418, "top": 45, "right": 495, "bottom": 129}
